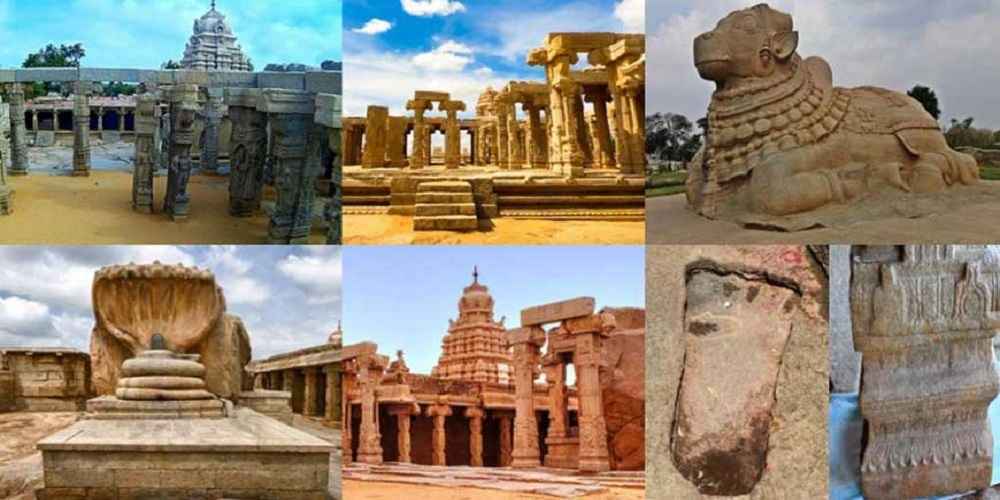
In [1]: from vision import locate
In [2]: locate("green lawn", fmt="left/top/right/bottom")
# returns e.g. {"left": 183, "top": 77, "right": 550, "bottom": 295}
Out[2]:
{"left": 646, "top": 171, "right": 687, "bottom": 197}
{"left": 981, "top": 165, "right": 1000, "bottom": 181}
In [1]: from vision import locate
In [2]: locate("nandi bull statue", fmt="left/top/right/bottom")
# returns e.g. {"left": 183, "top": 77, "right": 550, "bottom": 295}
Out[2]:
{"left": 686, "top": 3, "right": 983, "bottom": 230}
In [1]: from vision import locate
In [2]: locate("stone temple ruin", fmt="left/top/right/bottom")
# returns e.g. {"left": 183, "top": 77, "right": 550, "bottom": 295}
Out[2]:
{"left": 646, "top": 245, "right": 828, "bottom": 498}
{"left": 343, "top": 32, "right": 645, "bottom": 231}
{"left": 305, "top": 269, "right": 644, "bottom": 489}
{"left": 850, "top": 245, "right": 1000, "bottom": 499}
{"left": 0, "top": 347, "right": 90, "bottom": 412}
{"left": 33, "top": 262, "right": 337, "bottom": 499}
{"left": 0, "top": 67, "right": 342, "bottom": 244}
{"left": 684, "top": 4, "right": 994, "bottom": 231}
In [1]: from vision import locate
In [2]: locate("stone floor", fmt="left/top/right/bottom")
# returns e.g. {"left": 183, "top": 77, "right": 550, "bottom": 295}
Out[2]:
{"left": 647, "top": 182, "right": 1000, "bottom": 244}
{"left": 0, "top": 411, "right": 80, "bottom": 500}
{"left": 342, "top": 463, "right": 644, "bottom": 498}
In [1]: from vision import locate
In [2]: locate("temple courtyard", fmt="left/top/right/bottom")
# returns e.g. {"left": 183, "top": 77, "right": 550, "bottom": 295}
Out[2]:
{"left": 0, "top": 143, "right": 328, "bottom": 244}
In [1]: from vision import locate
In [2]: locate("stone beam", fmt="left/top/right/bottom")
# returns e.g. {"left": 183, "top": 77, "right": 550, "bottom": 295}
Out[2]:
{"left": 520, "top": 297, "right": 596, "bottom": 326}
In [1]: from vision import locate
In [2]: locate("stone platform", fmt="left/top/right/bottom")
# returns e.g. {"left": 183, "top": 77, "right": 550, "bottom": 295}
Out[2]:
{"left": 36, "top": 407, "right": 335, "bottom": 499}
{"left": 343, "top": 463, "right": 644, "bottom": 498}
{"left": 85, "top": 395, "right": 226, "bottom": 419}
{"left": 343, "top": 165, "right": 645, "bottom": 222}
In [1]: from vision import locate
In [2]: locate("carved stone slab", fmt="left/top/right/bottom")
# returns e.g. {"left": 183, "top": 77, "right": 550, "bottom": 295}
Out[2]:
{"left": 520, "top": 297, "right": 595, "bottom": 326}
{"left": 852, "top": 245, "right": 999, "bottom": 499}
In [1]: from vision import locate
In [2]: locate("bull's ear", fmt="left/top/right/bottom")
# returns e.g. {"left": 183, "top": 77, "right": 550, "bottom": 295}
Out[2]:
{"left": 772, "top": 31, "right": 799, "bottom": 61}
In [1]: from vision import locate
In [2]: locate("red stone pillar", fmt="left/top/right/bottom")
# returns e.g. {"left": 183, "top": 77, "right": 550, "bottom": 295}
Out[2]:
{"left": 507, "top": 326, "right": 546, "bottom": 468}
{"left": 566, "top": 314, "right": 613, "bottom": 472}
{"left": 357, "top": 353, "right": 387, "bottom": 464}
{"left": 389, "top": 404, "right": 417, "bottom": 463}
{"left": 427, "top": 398, "right": 453, "bottom": 466}
{"left": 466, "top": 406, "right": 485, "bottom": 467}
{"left": 499, "top": 414, "right": 513, "bottom": 467}
{"left": 342, "top": 361, "right": 356, "bottom": 465}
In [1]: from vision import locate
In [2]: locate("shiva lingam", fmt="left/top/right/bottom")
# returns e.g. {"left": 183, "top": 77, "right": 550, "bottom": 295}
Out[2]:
{"left": 115, "top": 333, "right": 214, "bottom": 401}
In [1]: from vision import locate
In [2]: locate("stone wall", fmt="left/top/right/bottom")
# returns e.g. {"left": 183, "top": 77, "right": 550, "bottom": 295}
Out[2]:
{"left": 0, "top": 350, "right": 90, "bottom": 412}
{"left": 38, "top": 450, "right": 330, "bottom": 499}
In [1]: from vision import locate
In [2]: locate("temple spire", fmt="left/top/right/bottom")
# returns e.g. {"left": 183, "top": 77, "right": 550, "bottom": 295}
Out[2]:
{"left": 210, "top": 0, "right": 216, "bottom": 11}
{"left": 473, "top": 266, "right": 479, "bottom": 284}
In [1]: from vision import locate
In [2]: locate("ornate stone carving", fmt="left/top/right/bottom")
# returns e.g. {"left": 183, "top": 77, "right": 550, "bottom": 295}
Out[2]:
{"left": 356, "top": 352, "right": 387, "bottom": 464}
{"left": 7, "top": 84, "right": 28, "bottom": 177}
{"left": 199, "top": 89, "right": 225, "bottom": 173}
{"left": 0, "top": 99, "right": 10, "bottom": 215}
{"left": 89, "top": 263, "right": 250, "bottom": 399}
{"left": 852, "top": 245, "right": 1000, "bottom": 499}
{"left": 259, "top": 89, "right": 320, "bottom": 244}
{"left": 71, "top": 81, "right": 91, "bottom": 177}
{"left": 427, "top": 398, "right": 453, "bottom": 466}
{"left": 687, "top": 4, "right": 982, "bottom": 229}
{"left": 163, "top": 84, "right": 200, "bottom": 221}
{"left": 225, "top": 88, "right": 266, "bottom": 217}
{"left": 132, "top": 94, "right": 159, "bottom": 213}
{"left": 507, "top": 326, "right": 545, "bottom": 468}
{"left": 466, "top": 406, "right": 485, "bottom": 467}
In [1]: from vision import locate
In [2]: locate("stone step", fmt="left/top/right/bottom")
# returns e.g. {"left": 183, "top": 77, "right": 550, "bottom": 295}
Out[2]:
{"left": 414, "top": 215, "right": 478, "bottom": 231}
{"left": 414, "top": 203, "right": 476, "bottom": 217}
{"left": 417, "top": 181, "right": 472, "bottom": 193}
{"left": 415, "top": 192, "right": 474, "bottom": 204}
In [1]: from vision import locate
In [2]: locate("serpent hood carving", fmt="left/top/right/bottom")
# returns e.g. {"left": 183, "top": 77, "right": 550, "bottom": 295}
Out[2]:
{"left": 687, "top": 4, "right": 984, "bottom": 230}
{"left": 89, "top": 262, "right": 251, "bottom": 398}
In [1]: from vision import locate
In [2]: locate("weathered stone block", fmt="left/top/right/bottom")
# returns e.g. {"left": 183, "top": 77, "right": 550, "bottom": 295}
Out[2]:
{"left": 521, "top": 297, "right": 596, "bottom": 326}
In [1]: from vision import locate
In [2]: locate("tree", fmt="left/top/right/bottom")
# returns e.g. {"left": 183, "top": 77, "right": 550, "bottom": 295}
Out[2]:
{"left": 23, "top": 43, "right": 85, "bottom": 68}
{"left": 161, "top": 59, "right": 182, "bottom": 70}
{"left": 103, "top": 81, "right": 137, "bottom": 97}
{"left": 645, "top": 112, "right": 703, "bottom": 162}
{"left": 945, "top": 117, "right": 995, "bottom": 149}
{"left": 907, "top": 85, "right": 941, "bottom": 120}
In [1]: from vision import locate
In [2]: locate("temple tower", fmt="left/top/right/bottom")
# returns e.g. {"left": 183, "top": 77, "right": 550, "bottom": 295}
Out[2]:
{"left": 431, "top": 268, "right": 513, "bottom": 384}
{"left": 180, "top": 1, "right": 252, "bottom": 71}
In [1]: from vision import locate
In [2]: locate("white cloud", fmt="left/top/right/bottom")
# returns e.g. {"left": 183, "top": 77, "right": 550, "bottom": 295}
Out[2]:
{"left": 276, "top": 254, "right": 342, "bottom": 304}
{"left": 203, "top": 246, "right": 271, "bottom": 306}
{"left": 0, "top": 296, "right": 51, "bottom": 332}
{"left": 615, "top": 0, "right": 644, "bottom": 32}
{"left": 401, "top": 0, "right": 467, "bottom": 17}
{"left": 412, "top": 40, "right": 475, "bottom": 72}
{"left": 353, "top": 18, "right": 393, "bottom": 35}
{"left": 648, "top": 0, "right": 1000, "bottom": 128}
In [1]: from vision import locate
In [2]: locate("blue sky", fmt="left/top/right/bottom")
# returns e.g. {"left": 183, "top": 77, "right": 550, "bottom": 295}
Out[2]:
{"left": 0, "top": 246, "right": 341, "bottom": 360}
{"left": 648, "top": 0, "right": 1000, "bottom": 129}
{"left": 0, "top": 0, "right": 342, "bottom": 70}
{"left": 342, "top": 245, "right": 644, "bottom": 374}
{"left": 343, "top": 0, "right": 642, "bottom": 116}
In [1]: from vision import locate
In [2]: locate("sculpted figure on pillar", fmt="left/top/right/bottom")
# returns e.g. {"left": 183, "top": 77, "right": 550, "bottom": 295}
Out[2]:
{"left": 163, "top": 84, "right": 200, "bottom": 221}
{"left": 225, "top": 89, "right": 267, "bottom": 217}
{"left": 259, "top": 89, "right": 321, "bottom": 244}
{"left": 507, "top": 325, "right": 546, "bottom": 468}
{"left": 199, "top": 89, "right": 225, "bottom": 174}
{"left": 356, "top": 352, "right": 388, "bottom": 464}
{"left": 132, "top": 94, "right": 160, "bottom": 213}
{"left": 687, "top": 4, "right": 981, "bottom": 229}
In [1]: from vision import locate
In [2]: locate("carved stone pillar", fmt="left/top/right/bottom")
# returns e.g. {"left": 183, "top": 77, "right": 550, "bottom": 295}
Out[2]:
{"left": 0, "top": 101, "right": 9, "bottom": 215}
{"left": 342, "top": 361, "right": 356, "bottom": 465}
{"left": 568, "top": 315, "right": 611, "bottom": 472}
{"left": 544, "top": 361, "right": 567, "bottom": 439}
{"left": 466, "top": 406, "right": 485, "bottom": 467}
{"left": 225, "top": 89, "right": 267, "bottom": 217}
{"left": 315, "top": 93, "right": 342, "bottom": 245}
{"left": 496, "top": 110, "right": 509, "bottom": 169}
{"left": 8, "top": 85, "right": 28, "bottom": 177}
{"left": 361, "top": 105, "right": 388, "bottom": 169}
{"left": 499, "top": 414, "right": 513, "bottom": 467}
{"left": 259, "top": 89, "right": 320, "bottom": 244}
{"left": 505, "top": 99, "right": 524, "bottom": 169}
{"left": 440, "top": 100, "right": 465, "bottom": 169}
{"left": 269, "top": 371, "right": 281, "bottom": 391}
{"left": 427, "top": 399, "right": 453, "bottom": 466}
{"left": 529, "top": 48, "right": 584, "bottom": 178}
{"left": 324, "top": 364, "right": 342, "bottom": 423}
{"left": 386, "top": 116, "right": 407, "bottom": 168}
{"left": 389, "top": 404, "right": 417, "bottom": 463}
{"left": 132, "top": 94, "right": 159, "bottom": 214}
{"left": 163, "top": 84, "right": 200, "bottom": 221}
{"left": 303, "top": 367, "right": 319, "bottom": 417}
{"left": 71, "top": 81, "right": 91, "bottom": 177}
{"left": 508, "top": 326, "right": 545, "bottom": 468}
{"left": 253, "top": 373, "right": 264, "bottom": 390}
{"left": 357, "top": 353, "right": 387, "bottom": 464}
{"left": 585, "top": 90, "right": 615, "bottom": 169}
{"left": 852, "top": 245, "right": 1000, "bottom": 499}
{"left": 406, "top": 100, "right": 430, "bottom": 170}
{"left": 200, "top": 89, "right": 224, "bottom": 173}
{"left": 118, "top": 107, "right": 125, "bottom": 132}
{"left": 525, "top": 103, "right": 547, "bottom": 169}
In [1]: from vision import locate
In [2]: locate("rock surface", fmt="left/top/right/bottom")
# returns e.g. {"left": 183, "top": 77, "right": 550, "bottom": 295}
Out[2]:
{"left": 600, "top": 309, "right": 645, "bottom": 471}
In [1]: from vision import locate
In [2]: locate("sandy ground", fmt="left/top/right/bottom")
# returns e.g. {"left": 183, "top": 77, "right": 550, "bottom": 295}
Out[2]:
{"left": 646, "top": 184, "right": 1000, "bottom": 244}
{"left": 342, "top": 480, "right": 644, "bottom": 500}
{"left": 0, "top": 412, "right": 80, "bottom": 500}
{"left": 344, "top": 214, "right": 645, "bottom": 245}
{"left": 0, "top": 170, "right": 327, "bottom": 244}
